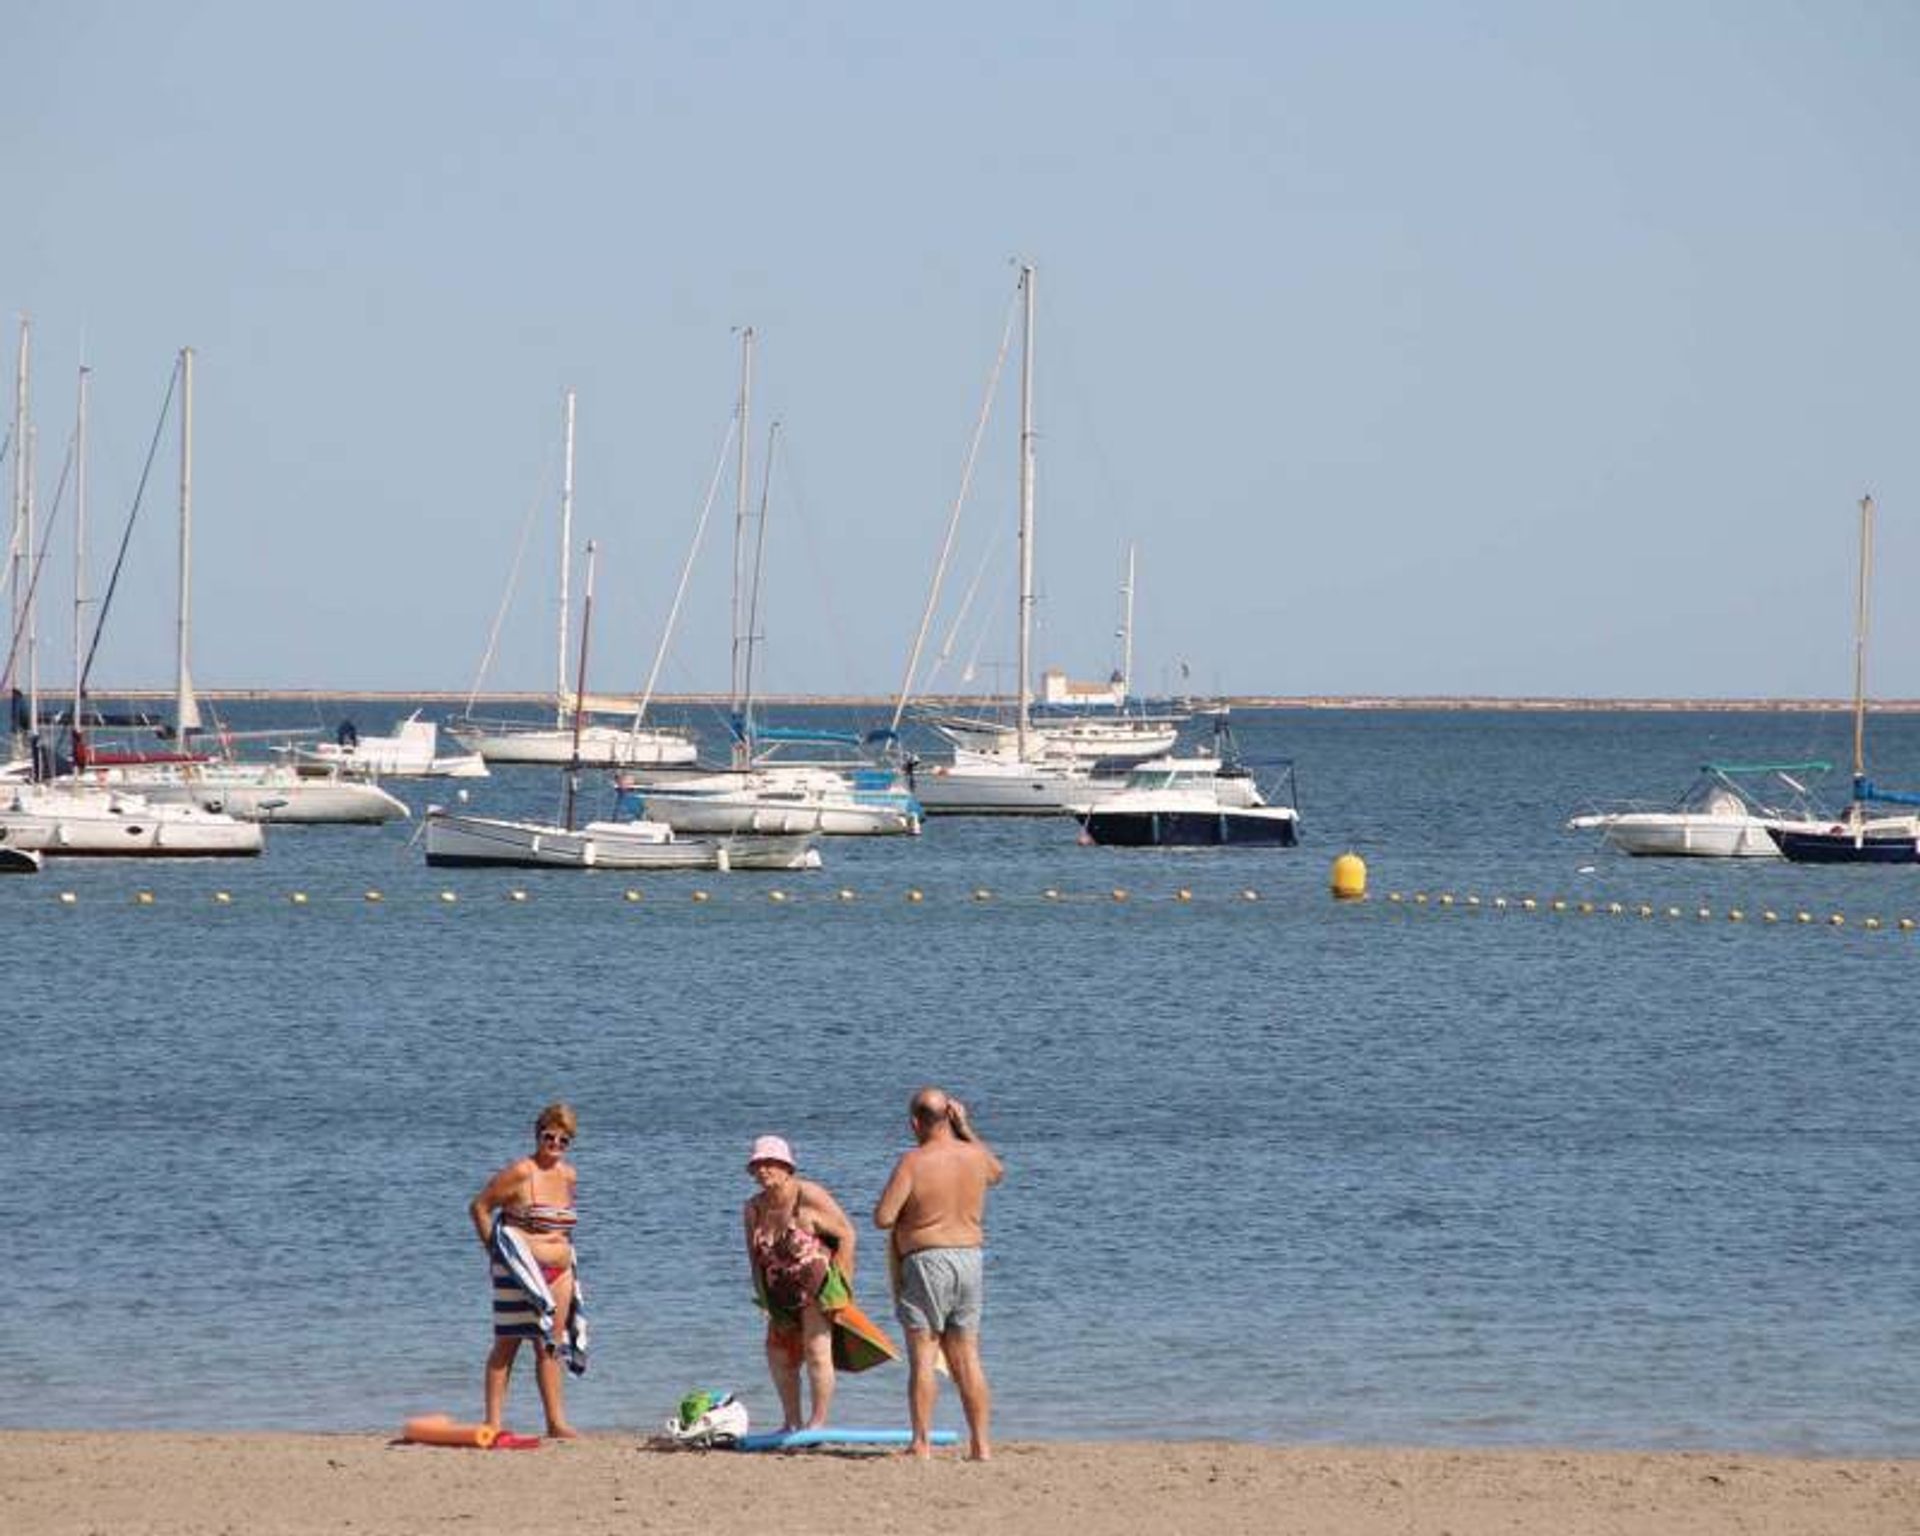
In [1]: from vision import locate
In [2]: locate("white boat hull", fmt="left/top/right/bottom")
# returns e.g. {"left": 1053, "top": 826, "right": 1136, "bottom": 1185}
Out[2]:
{"left": 0, "top": 787, "right": 264, "bottom": 857}
{"left": 456, "top": 724, "right": 699, "bottom": 768}
{"left": 908, "top": 758, "right": 1132, "bottom": 815}
{"left": 297, "top": 713, "right": 489, "bottom": 779}
{"left": 89, "top": 765, "right": 409, "bottom": 824}
{"left": 1569, "top": 811, "right": 1781, "bottom": 858}
{"left": 935, "top": 717, "right": 1181, "bottom": 765}
{"left": 422, "top": 809, "right": 817, "bottom": 870}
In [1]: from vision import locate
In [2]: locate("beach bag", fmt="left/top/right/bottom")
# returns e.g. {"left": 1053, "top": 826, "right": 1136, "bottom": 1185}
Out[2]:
{"left": 663, "top": 1389, "right": 750, "bottom": 1447}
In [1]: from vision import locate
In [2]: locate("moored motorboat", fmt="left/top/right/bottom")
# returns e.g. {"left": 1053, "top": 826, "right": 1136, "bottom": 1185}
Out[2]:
{"left": 90, "top": 760, "right": 410, "bottom": 824}
{"left": 1071, "top": 752, "right": 1299, "bottom": 848}
{"left": 297, "top": 712, "right": 487, "bottom": 779}
{"left": 1566, "top": 762, "right": 1831, "bottom": 859}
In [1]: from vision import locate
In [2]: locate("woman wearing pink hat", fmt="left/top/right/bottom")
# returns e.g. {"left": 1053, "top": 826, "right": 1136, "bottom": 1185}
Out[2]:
{"left": 742, "top": 1134, "right": 864, "bottom": 1431}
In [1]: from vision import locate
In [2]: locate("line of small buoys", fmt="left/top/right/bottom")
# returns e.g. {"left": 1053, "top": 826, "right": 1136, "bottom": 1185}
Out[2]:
{"left": 62, "top": 884, "right": 1297, "bottom": 909}
{"left": 1376, "top": 889, "right": 1915, "bottom": 931}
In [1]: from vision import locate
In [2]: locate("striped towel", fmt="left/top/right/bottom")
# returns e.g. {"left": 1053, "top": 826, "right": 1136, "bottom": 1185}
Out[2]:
{"left": 489, "top": 1214, "right": 589, "bottom": 1375}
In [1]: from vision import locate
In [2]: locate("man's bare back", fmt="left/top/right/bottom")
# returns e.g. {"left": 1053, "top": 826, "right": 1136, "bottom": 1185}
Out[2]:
{"left": 878, "top": 1133, "right": 1003, "bottom": 1254}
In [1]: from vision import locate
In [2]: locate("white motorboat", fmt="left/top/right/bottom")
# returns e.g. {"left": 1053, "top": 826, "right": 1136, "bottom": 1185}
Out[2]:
{"left": 92, "top": 759, "right": 410, "bottom": 824}
{"left": 0, "top": 780, "right": 263, "bottom": 857}
{"left": 1568, "top": 762, "right": 1832, "bottom": 858}
{"left": 296, "top": 712, "right": 487, "bottom": 779}
{"left": 422, "top": 806, "right": 818, "bottom": 870}
{"left": 1070, "top": 743, "right": 1300, "bottom": 848}
{"left": 451, "top": 390, "right": 697, "bottom": 770}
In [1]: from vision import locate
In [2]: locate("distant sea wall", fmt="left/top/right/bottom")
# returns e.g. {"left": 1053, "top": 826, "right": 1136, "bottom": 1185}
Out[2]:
{"left": 81, "top": 690, "right": 1918, "bottom": 713}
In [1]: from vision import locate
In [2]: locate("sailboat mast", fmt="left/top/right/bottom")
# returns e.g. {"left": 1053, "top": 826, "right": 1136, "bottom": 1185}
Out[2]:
{"left": 1120, "top": 542, "right": 1136, "bottom": 704}
{"left": 175, "top": 347, "right": 194, "bottom": 741}
{"left": 73, "top": 365, "right": 88, "bottom": 743}
{"left": 1016, "top": 264, "right": 1035, "bottom": 760}
{"left": 23, "top": 418, "right": 36, "bottom": 741}
{"left": 1851, "top": 493, "right": 1874, "bottom": 791}
{"left": 9, "top": 318, "right": 27, "bottom": 742}
{"left": 563, "top": 539, "right": 597, "bottom": 832}
{"left": 730, "top": 327, "right": 754, "bottom": 739}
{"left": 557, "top": 388, "right": 576, "bottom": 729}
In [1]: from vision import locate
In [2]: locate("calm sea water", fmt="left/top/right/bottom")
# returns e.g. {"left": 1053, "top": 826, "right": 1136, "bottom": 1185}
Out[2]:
{"left": 3, "top": 704, "right": 1915, "bottom": 1453}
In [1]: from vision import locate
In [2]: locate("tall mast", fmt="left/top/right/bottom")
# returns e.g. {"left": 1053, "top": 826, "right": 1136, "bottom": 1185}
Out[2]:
{"left": 563, "top": 539, "right": 597, "bottom": 832}
{"left": 23, "top": 417, "right": 36, "bottom": 740}
{"left": 1851, "top": 493, "right": 1874, "bottom": 795}
{"left": 729, "top": 327, "right": 754, "bottom": 729}
{"left": 73, "top": 365, "right": 89, "bottom": 741}
{"left": 9, "top": 317, "right": 27, "bottom": 746}
{"left": 556, "top": 387, "right": 576, "bottom": 728}
{"left": 1015, "top": 265, "right": 1035, "bottom": 760}
{"left": 1120, "top": 542, "right": 1136, "bottom": 704}
{"left": 175, "top": 347, "right": 195, "bottom": 741}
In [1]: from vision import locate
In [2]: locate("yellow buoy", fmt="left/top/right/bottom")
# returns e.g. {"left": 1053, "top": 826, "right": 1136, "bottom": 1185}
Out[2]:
{"left": 1522, "top": 897, "right": 1537, "bottom": 911}
{"left": 365, "top": 890, "right": 384, "bottom": 903}
{"left": 1551, "top": 899, "right": 1567, "bottom": 913}
{"left": 1829, "top": 913, "right": 1845, "bottom": 927}
{"left": 837, "top": 889, "right": 857, "bottom": 902}
{"left": 213, "top": 891, "right": 232, "bottom": 905}
{"left": 1796, "top": 911, "right": 1812, "bottom": 924}
{"left": 1175, "top": 888, "right": 1193, "bottom": 903}
{"left": 1466, "top": 895, "right": 1481, "bottom": 908}
{"left": 623, "top": 889, "right": 642, "bottom": 903}
{"left": 691, "top": 890, "right": 710, "bottom": 903}
{"left": 972, "top": 888, "right": 992, "bottom": 902}
{"left": 1728, "top": 909, "right": 1744, "bottom": 923}
{"left": 509, "top": 889, "right": 528, "bottom": 903}
{"left": 906, "top": 889, "right": 924, "bottom": 903}
{"left": 135, "top": 890, "right": 155, "bottom": 905}
{"left": 58, "top": 891, "right": 77, "bottom": 905}
{"left": 1900, "top": 917, "right": 1916, "bottom": 932}
{"left": 1440, "top": 893, "right": 1456, "bottom": 907}
{"left": 1111, "top": 888, "right": 1129, "bottom": 902}
{"left": 1042, "top": 888, "right": 1061, "bottom": 901}
{"left": 1864, "top": 917, "right": 1882, "bottom": 931}
{"left": 1240, "top": 889, "right": 1259, "bottom": 902}
{"left": 291, "top": 891, "right": 309, "bottom": 906}
{"left": 1329, "top": 852, "right": 1367, "bottom": 901}
{"left": 769, "top": 890, "right": 788, "bottom": 903}
{"left": 440, "top": 891, "right": 458, "bottom": 904}
{"left": 1762, "top": 910, "right": 1778, "bottom": 923}
{"left": 1386, "top": 891, "right": 1403, "bottom": 903}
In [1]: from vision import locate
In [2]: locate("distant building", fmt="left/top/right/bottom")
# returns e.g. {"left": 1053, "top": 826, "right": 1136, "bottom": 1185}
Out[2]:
{"left": 1039, "top": 667, "right": 1126, "bottom": 710}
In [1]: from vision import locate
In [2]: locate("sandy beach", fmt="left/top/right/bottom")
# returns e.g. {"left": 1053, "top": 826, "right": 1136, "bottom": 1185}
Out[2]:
{"left": 2, "top": 1433, "right": 1912, "bottom": 1536}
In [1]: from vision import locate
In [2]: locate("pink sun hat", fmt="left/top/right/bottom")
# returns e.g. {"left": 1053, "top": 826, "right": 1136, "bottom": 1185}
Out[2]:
{"left": 747, "top": 1134, "right": 795, "bottom": 1171}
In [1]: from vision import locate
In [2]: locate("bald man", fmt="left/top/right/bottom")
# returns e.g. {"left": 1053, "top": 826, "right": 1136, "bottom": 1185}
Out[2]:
{"left": 873, "top": 1086, "right": 1005, "bottom": 1460}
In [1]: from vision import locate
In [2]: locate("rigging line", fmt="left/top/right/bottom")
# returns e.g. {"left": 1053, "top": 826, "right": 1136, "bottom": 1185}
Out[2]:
{"left": 888, "top": 282, "right": 1020, "bottom": 735}
{"left": 630, "top": 414, "right": 739, "bottom": 737}
{"left": 79, "top": 356, "right": 179, "bottom": 702}
{"left": 930, "top": 523, "right": 1005, "bottom": 695}
{"left": 1, "top": 428, "right": 76, "bottom": 692}
{"left": 463, "top": 433, "right": 561, "bottom": 715}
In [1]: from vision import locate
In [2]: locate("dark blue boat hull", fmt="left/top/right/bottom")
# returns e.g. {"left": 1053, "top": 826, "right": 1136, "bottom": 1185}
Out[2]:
{"left": 1770, "top": 827, "right": 1920, "bottom": 863}
{"left": 1077, "top": 810, "right": 1299, "bottom": 848}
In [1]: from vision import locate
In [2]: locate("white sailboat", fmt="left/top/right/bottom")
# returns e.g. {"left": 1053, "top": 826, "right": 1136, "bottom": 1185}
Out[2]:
{"left": 633, "top": 335, "right": 921, "bottom": 837}
{"left": 424, "top": 540, "right": 818, "bottom": 871}
{"left": 924, "top": 546, "right": 1185, "bottom": 766}
{"left": 904, "top": 266, "right": 1133, "bottom": 816}
{"left": 452, "top": 390, "right": 697, "bottom": 770}
{"left": 4, "top": 348, "right": 263, "bottom": 857}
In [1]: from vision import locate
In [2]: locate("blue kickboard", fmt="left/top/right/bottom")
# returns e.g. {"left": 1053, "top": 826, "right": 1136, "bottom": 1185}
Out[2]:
{"left": 732, "top": 1428, "right": 960, "bottom": 1452}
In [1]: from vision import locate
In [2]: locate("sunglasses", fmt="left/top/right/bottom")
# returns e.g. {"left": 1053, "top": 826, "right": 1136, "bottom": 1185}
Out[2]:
{"left": 540, "top": 1132, "right": 572, "bottom": 1148}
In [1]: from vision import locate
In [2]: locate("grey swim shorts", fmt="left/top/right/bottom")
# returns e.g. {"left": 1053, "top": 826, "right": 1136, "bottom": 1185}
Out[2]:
{"left": 895, "top": 1246, "right": 984, "bottom": 1335}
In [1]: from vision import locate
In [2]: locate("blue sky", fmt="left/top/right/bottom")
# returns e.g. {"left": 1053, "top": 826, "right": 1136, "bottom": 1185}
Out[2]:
{"left": 4, "top": 3, "right": 1917, "bottom": 699}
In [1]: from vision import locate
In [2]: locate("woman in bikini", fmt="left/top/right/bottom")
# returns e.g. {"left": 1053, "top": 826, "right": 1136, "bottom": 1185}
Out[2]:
{"left": 743, "top": 1134, "right": 859, "bottom": 1431}
{"left": 471, "top": 1103, "right": 581, "bottom": 1438}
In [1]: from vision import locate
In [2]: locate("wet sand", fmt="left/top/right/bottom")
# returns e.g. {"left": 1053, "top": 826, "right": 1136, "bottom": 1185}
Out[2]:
{"left": 2, "top": 1433, "right": 1912, "bottom": 1535}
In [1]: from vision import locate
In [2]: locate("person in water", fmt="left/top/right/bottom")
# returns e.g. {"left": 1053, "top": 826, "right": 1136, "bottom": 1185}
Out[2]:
{"left": 470, "top": 1102, "right": 583, "bottom": 1438}
{"left": 874, "top": 1086, "right": 1004, "bottom": 1460}
{"left": 743, "top": 1134, "right": 861, "bottom": 1431}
